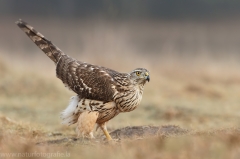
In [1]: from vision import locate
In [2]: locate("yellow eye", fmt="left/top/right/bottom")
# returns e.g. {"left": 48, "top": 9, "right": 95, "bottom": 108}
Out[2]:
{"left": 136, "top": 71, "right": 141, "bottom": 76}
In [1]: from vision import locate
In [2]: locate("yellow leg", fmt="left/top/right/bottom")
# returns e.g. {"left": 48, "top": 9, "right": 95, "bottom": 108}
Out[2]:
{"left": 100, "top": 123, "right": 112, "bottom": 141}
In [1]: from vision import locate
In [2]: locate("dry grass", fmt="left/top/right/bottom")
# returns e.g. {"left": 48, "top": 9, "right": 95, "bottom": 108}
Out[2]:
{"left": 1, "top": 18, "right": 240, "bottom": 158}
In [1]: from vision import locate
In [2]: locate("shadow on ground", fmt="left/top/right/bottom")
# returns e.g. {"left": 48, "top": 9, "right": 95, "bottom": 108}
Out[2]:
{"left": 37, "top": 125, "right": 189, "bottom": 145}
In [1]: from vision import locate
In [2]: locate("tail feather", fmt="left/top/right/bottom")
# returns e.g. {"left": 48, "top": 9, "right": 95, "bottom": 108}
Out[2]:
{"left": 16, "top": 19, "right": 65, "bottom": 64}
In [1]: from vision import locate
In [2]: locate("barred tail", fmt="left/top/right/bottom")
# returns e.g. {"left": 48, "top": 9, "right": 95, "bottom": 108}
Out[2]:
{"left": 16, "top": 19, "right": 65, "bottom": 64}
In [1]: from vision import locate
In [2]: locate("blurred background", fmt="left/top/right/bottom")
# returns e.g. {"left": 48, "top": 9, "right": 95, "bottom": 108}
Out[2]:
{"left": 0, "top": 0, "right": 240, "bottom": 133}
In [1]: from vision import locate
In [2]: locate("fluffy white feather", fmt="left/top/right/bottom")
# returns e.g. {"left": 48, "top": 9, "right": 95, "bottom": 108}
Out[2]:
{"left": 61, "top": 95, "right": 79, "bottom": 125}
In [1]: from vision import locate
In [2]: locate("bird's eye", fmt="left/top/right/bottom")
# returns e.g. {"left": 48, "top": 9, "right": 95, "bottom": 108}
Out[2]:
{"left": 135, "top": 71, "right": 141, "bottom": 76}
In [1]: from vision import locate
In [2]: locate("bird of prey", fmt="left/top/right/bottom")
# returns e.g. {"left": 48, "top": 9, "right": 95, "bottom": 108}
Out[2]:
{"left": 16, "top": 19, "right": 150, "bottom": 140}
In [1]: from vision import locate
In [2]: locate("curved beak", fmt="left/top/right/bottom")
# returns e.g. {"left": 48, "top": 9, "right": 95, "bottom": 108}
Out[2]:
{"left": 146, "top": 75, "right": 150, "bottom": 82}
{"left": 144, "top": 72, "right": 150, "bottom": 82}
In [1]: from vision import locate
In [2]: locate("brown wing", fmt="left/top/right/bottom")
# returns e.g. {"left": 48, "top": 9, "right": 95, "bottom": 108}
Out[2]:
{"left": 56, "top": 55, "right": 126, "bottom": 102}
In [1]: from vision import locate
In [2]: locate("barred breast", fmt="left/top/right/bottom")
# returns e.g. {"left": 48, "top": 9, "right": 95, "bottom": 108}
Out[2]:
{"left": 114, "top": 84, "right": 144, "bottom": 112}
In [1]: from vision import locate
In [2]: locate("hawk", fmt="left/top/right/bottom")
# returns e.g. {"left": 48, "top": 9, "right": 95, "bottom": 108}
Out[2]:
{"left": 16, "top": 19, "right": 150, "bottom": 140}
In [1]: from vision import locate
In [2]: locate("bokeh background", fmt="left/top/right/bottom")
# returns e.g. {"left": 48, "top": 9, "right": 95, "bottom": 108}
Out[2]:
{"left": 1, "top": 1, "right": 240, "bottom": 158}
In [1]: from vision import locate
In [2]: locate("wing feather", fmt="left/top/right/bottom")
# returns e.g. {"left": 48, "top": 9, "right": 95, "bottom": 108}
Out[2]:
{"left": 56, "top": 55, "right": 123, "bottom": 102}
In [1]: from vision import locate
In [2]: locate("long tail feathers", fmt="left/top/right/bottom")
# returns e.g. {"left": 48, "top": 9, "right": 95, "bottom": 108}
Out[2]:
{"left": 16, "top": 19, "right": 65, "bottom": 64}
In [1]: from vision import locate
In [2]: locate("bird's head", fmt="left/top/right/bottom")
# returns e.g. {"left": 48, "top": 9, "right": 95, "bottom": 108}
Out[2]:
{"left": 129, "top": 68, "right": 150, "bottom": 85}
